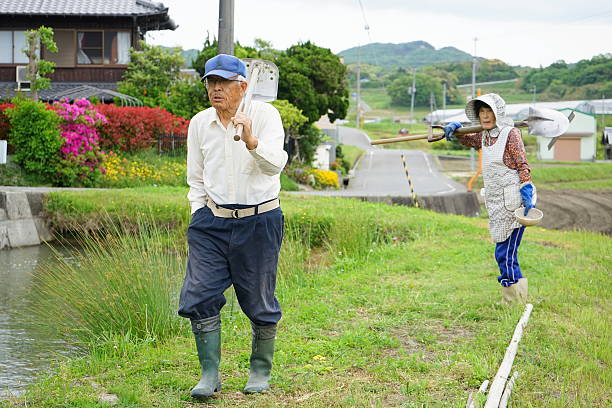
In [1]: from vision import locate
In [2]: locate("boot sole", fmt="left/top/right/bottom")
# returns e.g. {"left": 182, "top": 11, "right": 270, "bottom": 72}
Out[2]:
{"left": 243, "top": 386, "right": 270, "bottom": 394}
{"left": 191, "top": 384, "right": 222, "bottom": 399}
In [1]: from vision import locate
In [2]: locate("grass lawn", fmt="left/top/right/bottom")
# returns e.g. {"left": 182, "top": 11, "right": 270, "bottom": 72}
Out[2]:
{"left": 9, "top": 189, "right": 611, "bottom": 407}
{"left": 339, "top": 144, "right": 364, "bottom": 169}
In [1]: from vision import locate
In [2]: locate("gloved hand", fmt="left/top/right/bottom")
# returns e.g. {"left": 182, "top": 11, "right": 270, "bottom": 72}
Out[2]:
{"left": 443, "top": 121, "right": 462, "bottom": 141}
{"left": 520, "top": 183, "right": 535, "bottom": 215}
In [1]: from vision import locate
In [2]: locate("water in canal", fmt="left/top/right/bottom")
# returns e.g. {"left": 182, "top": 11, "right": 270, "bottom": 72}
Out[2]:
{"left": 0, "top": 244, "right": 73, "bottom": 398}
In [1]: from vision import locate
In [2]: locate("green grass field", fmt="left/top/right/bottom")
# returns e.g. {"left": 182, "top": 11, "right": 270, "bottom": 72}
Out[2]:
{"left": 9, "top": 189, "right": 611, "bottom": 407}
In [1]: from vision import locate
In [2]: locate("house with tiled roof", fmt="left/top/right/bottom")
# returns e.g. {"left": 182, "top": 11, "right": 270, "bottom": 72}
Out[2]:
{"left": 0, "top": 0, "right": 176, "bottom": 101}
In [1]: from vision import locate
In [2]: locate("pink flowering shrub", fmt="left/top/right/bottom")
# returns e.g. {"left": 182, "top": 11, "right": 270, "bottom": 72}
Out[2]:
{"left": 52, "top": 99, "right": 108, "bottom": 186}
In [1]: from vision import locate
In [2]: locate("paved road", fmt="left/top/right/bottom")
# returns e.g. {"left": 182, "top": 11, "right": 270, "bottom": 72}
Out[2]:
{"left": 325, "top": 126, "right": 466, "bottom": 197}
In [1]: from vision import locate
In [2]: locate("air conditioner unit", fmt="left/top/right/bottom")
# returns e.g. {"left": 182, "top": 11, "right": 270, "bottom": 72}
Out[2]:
{"left": 16, "top": 66, "right": 30, "bottom": 91}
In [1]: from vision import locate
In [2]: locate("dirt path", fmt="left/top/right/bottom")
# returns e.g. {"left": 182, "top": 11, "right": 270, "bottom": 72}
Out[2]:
{"left": 436, "top": 156, "right": 612, "bottom": 236}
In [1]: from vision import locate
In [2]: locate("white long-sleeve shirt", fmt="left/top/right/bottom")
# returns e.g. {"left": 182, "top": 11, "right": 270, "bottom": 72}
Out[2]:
{"left": 186, "top": 100, "right": 288, "bottom": 213}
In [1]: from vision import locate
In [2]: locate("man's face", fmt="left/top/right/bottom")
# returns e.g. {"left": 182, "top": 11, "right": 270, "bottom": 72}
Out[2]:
{"left": 205, "top": 76, "right": 246, "bottom": 112}
{"left": 478, "top": 106, "right": 497, "bottom": 130}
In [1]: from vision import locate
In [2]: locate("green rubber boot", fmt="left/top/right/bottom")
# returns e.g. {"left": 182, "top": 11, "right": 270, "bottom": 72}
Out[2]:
{"left": 190, "top": 316, "right": 222, "bottom": 399}
{"left": 243, "top": 324, "right": 276, "bottom": 394}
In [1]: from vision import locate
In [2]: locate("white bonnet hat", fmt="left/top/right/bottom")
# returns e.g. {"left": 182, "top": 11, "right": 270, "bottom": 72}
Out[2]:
{"left": 465, "top": 93, "right": 514, "bottom": 128}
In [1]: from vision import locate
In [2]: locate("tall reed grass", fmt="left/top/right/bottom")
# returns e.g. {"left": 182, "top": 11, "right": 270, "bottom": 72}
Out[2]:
{"left": 30, "top": 197, "right": 411, "bottom": 350}
{"left": 27, "top": 218, "right": 187, "bottom": 347}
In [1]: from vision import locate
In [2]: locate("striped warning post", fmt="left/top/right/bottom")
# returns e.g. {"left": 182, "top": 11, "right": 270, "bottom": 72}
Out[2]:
{"left": 400, "top": 154, "right": 419, "bottom": 208}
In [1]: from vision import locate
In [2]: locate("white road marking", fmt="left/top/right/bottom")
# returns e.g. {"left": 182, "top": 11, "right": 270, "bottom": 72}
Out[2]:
{"left": 420, "top": 151, "right": 434, "bottom": 174}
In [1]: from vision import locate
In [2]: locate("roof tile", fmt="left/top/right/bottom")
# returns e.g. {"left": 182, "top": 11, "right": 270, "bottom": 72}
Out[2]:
{"left": 0, "top": 0, "right": 166, "bottom": 16}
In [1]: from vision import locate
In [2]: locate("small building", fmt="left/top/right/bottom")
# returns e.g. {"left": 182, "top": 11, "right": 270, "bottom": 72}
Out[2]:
{"left": 536, "top": 109, "right": 597, "bottom": 161}
{"left": 603, "top": 127, "right": 612, "bottom": 160}
{"left": 313, "top": 114, "right": 339, "bottom": 170}
{"left": 0, "top": 0, "right": 176, "bottom": 101}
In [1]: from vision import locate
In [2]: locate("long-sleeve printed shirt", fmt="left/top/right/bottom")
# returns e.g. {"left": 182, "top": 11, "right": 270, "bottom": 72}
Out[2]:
{"left": 458, "top": 127, "right": 531, "bottom": 183}
{"left": 187, "top": 100, "right": 288, "bottom": 213}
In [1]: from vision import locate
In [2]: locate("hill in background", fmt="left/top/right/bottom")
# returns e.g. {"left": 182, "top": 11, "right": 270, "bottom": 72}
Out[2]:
{"left": 158, "top": 46, "right": 199, "bottom": 68}
{"left": 338, "top": 41, "right": 473, "bottom": 71}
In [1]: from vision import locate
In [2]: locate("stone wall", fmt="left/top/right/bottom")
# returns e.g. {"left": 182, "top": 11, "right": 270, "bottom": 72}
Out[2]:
{"left": 354, "top": 192, "right": 481, "bottom": 217}
{"left": 0, "top": 191, "right": 53, "bottom": 249}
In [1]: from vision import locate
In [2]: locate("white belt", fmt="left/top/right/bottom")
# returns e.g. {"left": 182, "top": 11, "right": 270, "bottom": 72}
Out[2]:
{"left": 206, "top": 198, "right": 279, "bottom": 219}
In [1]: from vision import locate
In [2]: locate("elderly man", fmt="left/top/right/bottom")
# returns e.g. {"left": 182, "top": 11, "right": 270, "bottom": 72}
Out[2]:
{"left": 178, "top": 54, "right": 288, "bottom": 398}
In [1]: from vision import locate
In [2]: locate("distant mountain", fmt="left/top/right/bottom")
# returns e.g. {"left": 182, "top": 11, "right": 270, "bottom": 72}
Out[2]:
{"left": 182, "top": 49, "right": 199, "bottom": 68}
{"left": 158, "top": 46, "right": 199, "bottom": 68}
{"left": 338, "top": 41, "right": 473, "bottom": 70}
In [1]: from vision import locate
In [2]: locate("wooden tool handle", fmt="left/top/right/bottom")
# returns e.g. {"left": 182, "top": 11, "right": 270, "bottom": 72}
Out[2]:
{"left": 234, "top": 125, "right": 243, "bottom": 141}
{"left": 233, "top": 64, "right": 261, "bottom": 142}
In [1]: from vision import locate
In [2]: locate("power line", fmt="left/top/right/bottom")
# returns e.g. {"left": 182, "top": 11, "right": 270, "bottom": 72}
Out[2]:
{"left": 355, "top": 0, "right": 385, "bottom": 90}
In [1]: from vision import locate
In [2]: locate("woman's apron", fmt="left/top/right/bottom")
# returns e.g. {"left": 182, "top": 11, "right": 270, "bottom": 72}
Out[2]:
{"left": 482, "top": 127, "right": 522, "bottom": 243}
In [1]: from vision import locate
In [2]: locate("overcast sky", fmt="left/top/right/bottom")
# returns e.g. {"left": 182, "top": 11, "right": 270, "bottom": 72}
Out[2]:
{"left": 146, "top": 0, "right": 612, "bottom": 68}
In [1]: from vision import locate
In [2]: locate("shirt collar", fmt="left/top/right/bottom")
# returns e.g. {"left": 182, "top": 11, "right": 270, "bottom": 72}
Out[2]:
{"left": 203, "top": 109, "right": 223, "bottom": 128}
{"left": 486, "top": 127, "right": 501, "bottom": 138}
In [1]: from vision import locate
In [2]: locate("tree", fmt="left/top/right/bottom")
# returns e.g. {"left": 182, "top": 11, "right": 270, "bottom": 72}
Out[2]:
{"left": 276, "top": 42, "right": 349, "bottom": 124}
{"left": 118, "top": 41, "right": 184, "bottom": 107}
{"left": 118, "top": 41, "right": 208, "bottom": 118}
{"left": 387, "top": 72, "right": 443, "bottom": 107}
{"left": 271, "top": 99, "right": 307, "bottom": 162}
{"left": 24, "top": 26, "right": 57, "bottom": 101}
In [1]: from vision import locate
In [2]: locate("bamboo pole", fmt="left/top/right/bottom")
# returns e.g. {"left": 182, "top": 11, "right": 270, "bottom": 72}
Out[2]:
{"left": 484, "top": 304, "right": 533, "bottom": 408}
{"left": 466, "top": 380, "right": 489, "bottom": 408}
{"left": 499, "top": 371, "right": 519, "bottom": 408}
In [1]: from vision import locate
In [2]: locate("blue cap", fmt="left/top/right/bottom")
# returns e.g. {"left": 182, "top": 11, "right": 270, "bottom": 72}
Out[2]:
{"left": 202, "top": 54, "right": 247, "bottom": 80}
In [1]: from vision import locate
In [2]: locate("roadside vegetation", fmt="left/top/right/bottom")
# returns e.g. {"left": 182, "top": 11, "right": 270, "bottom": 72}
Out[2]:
{"left": 7, "top": 189, "right": 610, "bottom": 407}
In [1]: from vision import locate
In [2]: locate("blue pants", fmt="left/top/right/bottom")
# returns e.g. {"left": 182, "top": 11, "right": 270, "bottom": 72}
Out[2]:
{"left": 495, "top": 226, "right": 525, "bottom": 287}
{"left": 178, "top": 204, "right": 284, "bottom": 326}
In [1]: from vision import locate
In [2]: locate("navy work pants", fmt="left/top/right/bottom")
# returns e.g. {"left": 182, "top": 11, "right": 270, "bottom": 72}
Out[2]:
{"left": 178, "top": 204, "right": 284, "bottom": 326}
{"left": 495, "top": 226, "right": 525, "bottom": 287}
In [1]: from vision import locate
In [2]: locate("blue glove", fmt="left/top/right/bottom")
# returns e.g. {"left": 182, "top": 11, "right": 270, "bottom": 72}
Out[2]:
{"left": 520, "top": 183, "right": 535, "bottom": 215}
{"left": 443, "top": 122, "right": 462, "bottom": 141}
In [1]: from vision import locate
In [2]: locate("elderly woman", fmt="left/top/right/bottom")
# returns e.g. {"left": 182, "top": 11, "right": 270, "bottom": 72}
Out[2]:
{"left": 444, "top": 93, "right": 536, "bottom": 303}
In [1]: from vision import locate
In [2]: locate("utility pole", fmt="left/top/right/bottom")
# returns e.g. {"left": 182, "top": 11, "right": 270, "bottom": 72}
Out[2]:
{"left": 602, "top": 94, "right": 606, "bottom": 132}
{"left": 532, "top": 85, "right": 537, "bottom": 106}
{"left": 442, "top": 82, "right": 447, "bottom": 122}
{"left": 356, "top": 64, "right": 361, "bottom": 128}
{"left": 410, "top": 67, "right": 416, "bottom": 126}
{"left": 470, "top": 37, "right": 478, "bottom": 171}
{"left": 471, "top": 37, "right": 478, "bottom": 99}
{"left": 218, "top": 0, "right": 234, "bottom": 55}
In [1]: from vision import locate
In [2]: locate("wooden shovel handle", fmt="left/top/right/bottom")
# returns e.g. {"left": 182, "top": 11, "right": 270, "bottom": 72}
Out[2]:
{"left": 234, "top": 125, "right": 243, "bottom": 141}
{"left": 370, "top": 121, "right": 530, "bottom": 146}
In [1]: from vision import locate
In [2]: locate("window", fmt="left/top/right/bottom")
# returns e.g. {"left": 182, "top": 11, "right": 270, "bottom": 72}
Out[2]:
{"left": 78, "top": 31, "right": 130, "bottom": 65}
{"left": 78, "top": 31, "right": 102, "bottom": 64}
{"left": 43, "top": 30, "right": 75, "bottom": 67}
{"left": 0, "top": 31, "right": 29, "bottom": 63}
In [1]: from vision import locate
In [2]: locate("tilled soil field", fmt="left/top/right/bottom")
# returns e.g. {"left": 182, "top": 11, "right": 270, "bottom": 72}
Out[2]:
{"left": 437, "top": 155, "right": 612, "bottom": 236}
{"left": 536, "top": 189, "right": 612, "bottom": 236}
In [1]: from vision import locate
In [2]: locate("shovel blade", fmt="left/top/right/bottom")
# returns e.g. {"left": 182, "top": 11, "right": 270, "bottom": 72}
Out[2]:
{"left": 243, "top": 59, "right": 279, "bottom": 102}
{"left": 527, "top": 107, "right": 570, "bottom": 138}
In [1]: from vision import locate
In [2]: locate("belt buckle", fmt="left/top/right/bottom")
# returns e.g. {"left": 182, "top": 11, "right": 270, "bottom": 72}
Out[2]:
{"left": 232, "top": 209, "right": 240, "bottom": 219}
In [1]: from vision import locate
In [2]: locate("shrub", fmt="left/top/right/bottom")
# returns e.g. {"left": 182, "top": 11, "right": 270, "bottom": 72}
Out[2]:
{"left": 6, "top": 98, "right": 62, "bottom": 179}
{"left": 101, "top": 151, "right": 186, "bottom": 187}
{"left": 96, "top": 104, "right": 189, "bottom": 153}
{"left": 0, "top": 103, "right": 14, "bottom": 153}
{"left": 52, "top": 99, "right": 108, "bottom": 186}
{"left": 0, "top": 103, "right": 13, "bottom": 138}
{"left": 308, "top": 168, "right": 340, "bottom": 189}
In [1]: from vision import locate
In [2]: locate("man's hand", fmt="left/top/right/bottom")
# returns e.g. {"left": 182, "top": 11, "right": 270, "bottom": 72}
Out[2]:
{"left": 443, "top": 121, "right": 463, "bottom": 141}
{"left": 520, "top": 183, "right": 535, "bottom": 215}
{"left": 232, "top": 112, "right": 258, "bottom": 150}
